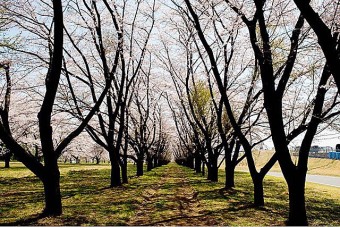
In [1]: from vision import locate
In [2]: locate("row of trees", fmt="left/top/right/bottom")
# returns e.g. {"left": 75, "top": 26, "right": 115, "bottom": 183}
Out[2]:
{"left": 0, "top": 0, "right": 170, "bottom": 216}
{"left": 1, "top": 0, "right": 339, "bottom": 225}
{"left": 166, "top": 0, "right": 339, "bottom": 225}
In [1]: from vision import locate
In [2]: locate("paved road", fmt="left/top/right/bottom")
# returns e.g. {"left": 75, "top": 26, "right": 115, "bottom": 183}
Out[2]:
{"left": 266, "top": 172, "right": 340, "bottom": 188}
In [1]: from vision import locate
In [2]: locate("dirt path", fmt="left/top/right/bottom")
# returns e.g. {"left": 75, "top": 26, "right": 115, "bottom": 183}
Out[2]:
{"left": 128, "top": 165, "right": 216, "bottom": 226}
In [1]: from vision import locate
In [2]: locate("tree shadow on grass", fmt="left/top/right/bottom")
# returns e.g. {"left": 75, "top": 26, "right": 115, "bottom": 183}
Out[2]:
{"left": 2, "top": 212, "right": 98, "bottom": 226}
{"left": 0, "top": 213, "right": 44, "bottom": 226}
{"left": 142, "top": 202, "right": 269, "bottom": 226}
{"left": 143, "top": 211, "right": 218, "bottom": 226}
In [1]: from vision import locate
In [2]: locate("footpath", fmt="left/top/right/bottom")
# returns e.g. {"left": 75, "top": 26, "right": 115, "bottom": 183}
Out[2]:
{"left": 266, "top": 172, "right": 340, "bottom": 188}
{"left": 128, "top": 163, "right": 217, "bottom": 225}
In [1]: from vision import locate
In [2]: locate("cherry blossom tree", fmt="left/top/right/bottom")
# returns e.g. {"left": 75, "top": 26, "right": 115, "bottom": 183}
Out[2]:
{"left": 0, "top": 0, "right": 115, "bottom": 216}
{"left": 0, "top": 60, "right": 11, "bottom": 168}
{"left": 292, "top": 0, "right": 340, "bottom": 92}
{"left": 219, "top": 0, "right": 340, "bottom": 224}
{"left": 61, "top": 0, "right": 156, "bottom": 186}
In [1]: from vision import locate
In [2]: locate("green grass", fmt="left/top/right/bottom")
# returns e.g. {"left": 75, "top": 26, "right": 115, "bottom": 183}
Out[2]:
{"left": 183, "top": 168, "right": 340, "bottom": 226}
{"left": 0, "top": 162, "right": 339, "bottom": 225}
{"left": 0, "top": 162, "right": 112, "bottom": 178}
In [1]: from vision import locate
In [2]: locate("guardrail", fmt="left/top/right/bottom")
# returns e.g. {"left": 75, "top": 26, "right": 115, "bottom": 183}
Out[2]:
{"left": 309, "top": 152, "right": 329, "bottom": 158}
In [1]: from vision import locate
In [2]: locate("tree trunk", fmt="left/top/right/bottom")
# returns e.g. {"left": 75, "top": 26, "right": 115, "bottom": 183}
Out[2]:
{"left": 207, "top": 165, "right": 218, "bottom": 182}
{"left": 121, "top": 162, "right": 128, "bottom": 184}
{"left": 4, "top": 154, "right": 10, "bottom": 168}
{"left": 207, "top": 156, "right": 218, "bottom": 182}
{"left": 194, "top": 155, "right": 201, "bottom": 173}
{"left": 225, "top": 150, "right": 235, "bottom": 189}
{"left": 153, "top": 157, "right": 158, "bottom": 168}
{"left": 253, "top": 175, "right": 264, "bottom": 207}
{"left": 136, "top": 158, "right": 144, "bottom": 176}
{"left": 147, "top": 158, "right": 153, "bottom": 171}
{"left": 286, "top": 175, "right": 308, "bottom": 225}
{"left": 42, "top": 168, "right": 62, "bottom": 216}
{"left": 207, "top": 165, "right": 211, "bottom": 180}
{"left": 110, "top": 159, "right": 122, "bottom": 187}
{"left": 35, "top": 145, "right": 39, "bottom": 161}
{"left": 225, "top": 163, "right": 235, "bottom": 189}
{"left": 187, "top": 156, "right": 194, "bottom": 169}
{"left": 202, "top": 162, "right": 205, "bottom": 176}
{"left": 121, "top": 143, "right": 128, "bottom": 183}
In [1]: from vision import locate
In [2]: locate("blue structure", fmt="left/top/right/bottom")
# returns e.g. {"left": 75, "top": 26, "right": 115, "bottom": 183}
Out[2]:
{"left": 328, "top": 152, "right": 340, "bottom": 160}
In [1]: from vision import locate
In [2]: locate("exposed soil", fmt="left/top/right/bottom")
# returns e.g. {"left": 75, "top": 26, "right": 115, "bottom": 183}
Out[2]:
{"left": 128, "top": 166, "right": 217, "bottom": 226}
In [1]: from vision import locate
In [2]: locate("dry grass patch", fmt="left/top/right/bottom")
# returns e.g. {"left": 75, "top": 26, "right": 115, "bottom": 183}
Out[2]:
{"left": 234, "top": 150, "right": 340, "bottom": 176}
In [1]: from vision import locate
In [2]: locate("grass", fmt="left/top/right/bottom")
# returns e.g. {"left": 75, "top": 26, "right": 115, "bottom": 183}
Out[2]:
{"left": 234, "top": 150, "right": 340, "bottom": 177}
{"left": 0, "top": 162, "right": 112, "bottom": 178}
{"left": 185, "top": 168, "right": 340, "bottom": 226}
{"left": 0, "top": 162, "right": 339, "bottom": 225}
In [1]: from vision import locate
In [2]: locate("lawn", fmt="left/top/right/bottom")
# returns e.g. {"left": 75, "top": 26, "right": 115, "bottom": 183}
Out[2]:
{"left": 0, "top": 162, "right": 339, "bottom": 225}
{"left": 235, "top": 150, "right": 340, "bottom": 177}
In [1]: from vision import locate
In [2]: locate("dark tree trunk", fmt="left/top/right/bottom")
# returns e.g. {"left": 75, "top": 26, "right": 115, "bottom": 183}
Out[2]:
{"left": 108, "top": 145, "right": 122, "bottom": 187}
{"left": 225, "top": 149, "right": 235, "bottom": 189}
{"left": 207, "top": 165, "right": 218, "bottom": 182}
{"left": 207, "top": 156, "right": 218, "bottom": 182}
{"left": 253, "top": 175, "right": 264, "bottom": 207}
{"left": 4, "top": 154, "right": 10, "bottom": 168}
{"left": 187, "top": 156, "right": 194, "bottom": 169}
{"left": 121, "top": 162, "right": 128, "bottom": 184}
{"left": 110, "top": 158, "right": 121, "bottom": 187}
{"left": 194, "top": 155, "right": 201, "bottom": 173}
{"left": 38, "top": 0, "right": 63, "bottom": 214}
{"left": 225, "top": 163, "right": 235, "bottom": 189}
{"left": 202, "top": 162, "right": 205, "bottom": 176}
{"left": 121, "top": 143, "right": 128, "bottom": 183}
{"left": 35, "top": 145, "right": 39, "bottom": 161}
{"left": 153, "top": 157, "right": 158, "bottom": 168}
{"left": 207, "top": 165, "right": 211, "bottom": 180}
{"left": 136, "top": 158, "right": 144, "bottom": 176}
{"left": 42, "top": 167, "right": 62, "bottom": 216}
{"left": 147, "top": 158, "right": 153, "bottom": 171}
{"left": 286, "top": 173, "right": 308, "bottom": 225}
